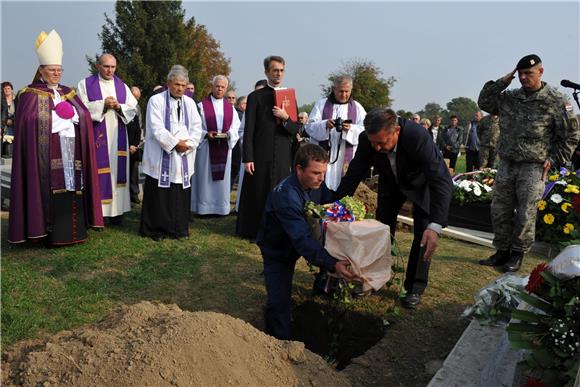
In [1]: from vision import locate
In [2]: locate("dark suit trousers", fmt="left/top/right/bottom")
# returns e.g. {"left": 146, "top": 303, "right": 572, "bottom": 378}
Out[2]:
{"left": 378, "top": 191, "right": 431, "bottom": 295}
{"left": 442, "top": 149, "right": 458, "bottom": 169}
{"left": 130, "top": 158, "right": 140, "bottom": 201}
{"left": 263, "top": 256, "right": 297, "bottom": 340}
{"left": 466, "top": 149, "right": 480, "bottom": 172}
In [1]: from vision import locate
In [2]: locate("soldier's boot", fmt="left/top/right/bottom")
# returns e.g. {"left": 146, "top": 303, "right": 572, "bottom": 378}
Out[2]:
{"left": 502, "top": 250, "right": 524, "bottom": 272}
{"left": 478, "top": 250, "right": 510, "bottom": 266}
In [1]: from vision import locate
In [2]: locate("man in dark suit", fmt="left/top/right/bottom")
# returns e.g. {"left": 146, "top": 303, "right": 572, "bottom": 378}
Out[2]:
{"left": 127, "top": 86, "right": 143, "bottom": 204}
{"left": 237, "top": 55, "right": 299, "bottom": 239}
{"left": 336, "top": 108, "right": 453, "bottom": 308}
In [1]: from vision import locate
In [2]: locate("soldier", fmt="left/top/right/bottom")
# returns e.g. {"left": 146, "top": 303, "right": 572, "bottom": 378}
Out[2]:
{"left": 478, "top": 54, "right": 579, "bottom": 272}
{"left": 478, "top": 114, "right": 500, "bottom": 168}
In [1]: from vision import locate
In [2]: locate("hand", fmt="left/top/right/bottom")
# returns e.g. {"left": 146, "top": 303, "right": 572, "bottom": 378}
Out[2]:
{"left": 342, "top": 122, "right": 351, "bottom": 131}
{"left": 420, "top": 229, "right": 439, "bottom": 261}
{"left": 502, "top": 69, "right": 517, "bottom": 84}
{"left": 272, "top": 106, "right": 289, "bottom": 121}
{"left": 104, "top": 96, "right": 118, "bottom": 109}
{"left": 6, "top": 119, "right": 13, "bottom": 126}
{"left": 129, "top": 145, "right": 137, "bottom": 154}
{"left": 542, "top": 159, "right": 552, "bottom": 181}
{"left": 334, "top": 260, "right": 356, "bottom": 280}
{"left": 175, "top": 140, "right": 190, "bottom": 153}
{"left": 326, "top": 119, "right": 335, "bottom": 129}
{"left": 244, "top": 162, "right": 255, "bottom": 175}
{"left": 207, "top": 131, "right": 218, "bottom": 140}
{"left": 446, "top": 145, "right": 452, "bottom": 151}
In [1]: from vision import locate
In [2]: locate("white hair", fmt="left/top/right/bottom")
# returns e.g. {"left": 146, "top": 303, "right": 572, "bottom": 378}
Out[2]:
{"left": 167, "top": 65, "right": 189, "bottom": 82}
{"left": 211, "top": 75, "right": 229, "bottom": 86}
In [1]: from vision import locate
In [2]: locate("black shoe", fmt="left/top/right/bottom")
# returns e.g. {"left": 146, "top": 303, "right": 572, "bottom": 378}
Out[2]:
{"left": 402, "top": 293, "right": 421, "bottom": 309}
{"left": 109, "top": 215, "right": 124, "bottom": 226}
{"left": 131, "top": 197, "right": 141, "bottom": 204}
{"left": 479, "top": 250, "right": 510, "bottom": 266}
{"left": 502, "top": 251, "right": 524, "bottom": 272}
{"left": 151, "top": 235, "right": 164, "bottom": 242}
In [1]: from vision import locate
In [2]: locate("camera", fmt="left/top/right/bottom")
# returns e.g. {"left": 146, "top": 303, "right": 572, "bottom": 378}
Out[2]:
{"left": 334, "top": 117, "right": 344, "bottom": 132}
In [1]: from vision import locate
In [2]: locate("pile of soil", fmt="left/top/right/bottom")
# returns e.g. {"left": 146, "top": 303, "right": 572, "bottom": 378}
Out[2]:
{"left": 353, "top": 180, "right": 377, "bottom": 216}
{"left": 2, "top": 302, "right": 350, "bottom": 387}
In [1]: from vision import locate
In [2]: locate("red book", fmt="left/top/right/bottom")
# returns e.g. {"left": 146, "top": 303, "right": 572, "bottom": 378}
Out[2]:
{"left": 274, "top": 88, "right": 298, "bottom": 124}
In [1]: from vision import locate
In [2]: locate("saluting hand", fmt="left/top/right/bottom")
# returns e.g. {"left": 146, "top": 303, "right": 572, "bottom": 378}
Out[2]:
{"left": 502, "top": 68, "right": 517, "bottom": 84}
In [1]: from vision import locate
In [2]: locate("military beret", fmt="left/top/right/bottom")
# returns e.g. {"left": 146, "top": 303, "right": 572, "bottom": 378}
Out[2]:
{"left": 516, "top": 54, "right": 542, "bottom": 70}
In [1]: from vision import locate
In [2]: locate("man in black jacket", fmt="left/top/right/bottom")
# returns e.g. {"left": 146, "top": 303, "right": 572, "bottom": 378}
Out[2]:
{"left": 336, "top": 108, "right": 453, "bottom": 308}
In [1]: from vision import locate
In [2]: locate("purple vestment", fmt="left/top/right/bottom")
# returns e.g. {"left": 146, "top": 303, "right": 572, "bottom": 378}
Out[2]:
{"left": 322, "top": 99, "right": 358, "bottom": 176}
{"left": 201, "top": 96, "right": 233, "bottom": 181}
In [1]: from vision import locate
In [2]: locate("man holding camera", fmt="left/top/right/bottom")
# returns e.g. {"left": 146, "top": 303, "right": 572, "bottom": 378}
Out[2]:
{"left": 305, "top": 75, "right": 366, "bottom": 190}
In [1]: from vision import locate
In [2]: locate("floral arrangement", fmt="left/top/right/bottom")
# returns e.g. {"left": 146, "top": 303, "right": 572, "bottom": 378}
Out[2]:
{"left": 506, "top": 256, "right": 580, "bottom": 387}
{"left": 305, "top": 196, "right": 367, "bottom": 222}
{"left": 536, "top": 167, "right": 580, "bottom": 245}
{"left": 452, "top": 168, "right": 496, "bottom": 205}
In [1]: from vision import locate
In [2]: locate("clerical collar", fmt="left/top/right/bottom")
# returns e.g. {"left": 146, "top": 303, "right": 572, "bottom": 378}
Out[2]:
{"left": 211, "top": 95, "right": 223, "bottom": 101}
{"left": 170, "top": 94, "right": 182, "bottom": 101}
{"left": 328, "top": 93, "right": 352, "bottom": 105}
{"left": 98, "top": 73, "right": 114, "bottom": 82}
{"left": 267, "top": 82, "right": 283, "bottom": 90}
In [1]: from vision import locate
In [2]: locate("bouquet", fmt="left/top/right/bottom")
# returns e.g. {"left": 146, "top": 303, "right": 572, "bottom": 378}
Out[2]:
{"left": 452, "top": 168, "right": 496, "bottom": 205}
{"left": 536, "top": 167, "right": 580, "bottom": 245}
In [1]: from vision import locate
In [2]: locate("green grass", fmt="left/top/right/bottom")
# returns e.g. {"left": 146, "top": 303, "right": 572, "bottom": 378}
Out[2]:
{"left": 1, "top": 207, "right": 545, "bottom": 350}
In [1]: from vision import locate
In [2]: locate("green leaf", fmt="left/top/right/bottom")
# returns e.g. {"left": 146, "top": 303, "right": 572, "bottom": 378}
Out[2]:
{"left": 540, "top": 270, "right": 559, "bottom": 285}
{"left": 518, "top": 291, "right": 554, "bottom": 313}
{"left": 510, "top": 310, "right": 544, "bottom": 323}
{"left": 506, "top": 322, "right": 547, "bottom": 334}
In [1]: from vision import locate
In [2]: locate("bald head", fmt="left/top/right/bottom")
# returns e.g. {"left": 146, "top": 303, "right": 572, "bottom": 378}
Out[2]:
{"left": 97, "top": 53, "right": 117, "bottom": 80}
{"left": 130, "top": 86, "right": 141, "bottom": 100}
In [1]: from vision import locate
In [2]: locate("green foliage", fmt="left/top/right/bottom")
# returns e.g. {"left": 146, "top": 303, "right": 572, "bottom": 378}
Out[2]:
{"left": 396, "top": 110, "right": 413, "bottom": 119}
{"left": 446, "top": 97, "right": 480, "bottom": 128}
{"left": 322, "top": 58, "right": 395, "bottom": 111}
{"left": 416, "top": 102, "right": 444, "bottom": 122}
{"left": 89, "top": 0, "right": 230, "bottom": 104}
{"left": 298, "top": 102, "right": 315, "bottom": 115}
{"left": 452, "top": 168, "right": 496, "bottom": 205}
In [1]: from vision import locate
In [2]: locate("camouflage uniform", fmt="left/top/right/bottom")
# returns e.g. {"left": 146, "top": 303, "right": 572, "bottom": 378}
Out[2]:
{"left": 478, "top": 79, "right": 579, "bottom": 253}
{"left": 477, "top": 114, "right": 500, "bottom": 168}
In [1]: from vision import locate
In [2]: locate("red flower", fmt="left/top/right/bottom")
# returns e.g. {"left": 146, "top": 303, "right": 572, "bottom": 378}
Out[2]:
{"left": 525, "top": 262, "right": 549, "bottom": 293}
{"left": 572, "top": 194, "right": 580, "bottom": 215}
{"left": 524, "top": 377, "right": 546, "bottom": 387}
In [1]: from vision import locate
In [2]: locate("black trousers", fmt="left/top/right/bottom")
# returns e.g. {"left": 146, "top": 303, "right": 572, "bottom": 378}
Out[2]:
{"left": 230, "top": 140, "right": 241, "bottom": 189}
{"left": 140, "top": 175, "right": 191, "bottom": 239}
{"left": 377, "top": 191, "right": 431, "bottom": 295}
{"left": 129, "top": 158, "right": 140, "bottom": 201}
{"left": 263, "top": 256, "right": 297, "bottom": 340}
{"left": 442, "top": 149, "right": 458, "bottom": 169}
{"left": 465, "top": 149, "right": 480, "bottom": 172}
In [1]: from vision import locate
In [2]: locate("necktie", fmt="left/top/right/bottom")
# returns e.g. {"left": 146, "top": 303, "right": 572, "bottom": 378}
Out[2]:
{"left": 177, "top": 99, "right": 181, "bottom": 121}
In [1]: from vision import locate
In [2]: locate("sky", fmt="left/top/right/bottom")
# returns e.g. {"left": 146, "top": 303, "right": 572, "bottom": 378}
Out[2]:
{"left": 2, "top": 0, "right": 579, "bottom": 114}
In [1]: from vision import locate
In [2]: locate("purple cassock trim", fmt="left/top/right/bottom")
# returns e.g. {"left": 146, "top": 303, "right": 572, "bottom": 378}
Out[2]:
{"left": 85, "top": 74, "right": 128, "bottom": 202}
{"left": 159, "top": 91, "right": 190, "bottom": 189}
{"left": 201, "top": 96, "right": 233, "bottom": 181}
{"left": 322, "top": 99, "right": 357, "bottom": 176}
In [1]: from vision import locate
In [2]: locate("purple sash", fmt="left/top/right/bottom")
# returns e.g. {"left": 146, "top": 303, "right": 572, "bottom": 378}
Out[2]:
{"left": 85, "top": 74, "right": 128, "bottom": 203}
{"left": 322, "top": 99, "right": 357, "bottom": 176}
{"left": 159, "top": 91, "right": 190, "bottom": 189}
{"left": 201, "top": 96, "right": 233, "bottom": 181}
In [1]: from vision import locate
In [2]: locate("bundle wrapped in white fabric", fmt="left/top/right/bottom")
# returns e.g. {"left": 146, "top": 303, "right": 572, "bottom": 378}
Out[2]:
{"left": 324, "top": 219, "right": 392, "bottom": 293}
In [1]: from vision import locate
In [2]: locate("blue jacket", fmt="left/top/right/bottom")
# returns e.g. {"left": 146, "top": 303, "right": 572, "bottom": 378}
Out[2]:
{"left": 257, "top": 173, "right": 337, "bottom": 272}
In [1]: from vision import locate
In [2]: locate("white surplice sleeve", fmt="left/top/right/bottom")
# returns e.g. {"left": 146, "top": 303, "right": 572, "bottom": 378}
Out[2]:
{"left": 147, "top": 95, "right": 180, "bottom": 153}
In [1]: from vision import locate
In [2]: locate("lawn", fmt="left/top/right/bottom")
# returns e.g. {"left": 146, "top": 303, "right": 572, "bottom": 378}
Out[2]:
{"left": 1, "top": 204, "right": 545, "bottom": 385}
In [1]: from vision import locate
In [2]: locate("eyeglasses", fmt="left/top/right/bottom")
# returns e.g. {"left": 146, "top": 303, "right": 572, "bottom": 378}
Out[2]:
{"left": 227, "top": 96, "right": 236, "bottom": 99}
{"left": 43, "top": 67, "right": 64, "bottom": 74}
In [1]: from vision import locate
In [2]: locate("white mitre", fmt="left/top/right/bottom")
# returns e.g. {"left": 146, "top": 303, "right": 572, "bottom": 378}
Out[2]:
{"left": 35, "top": 30, "right": 63, "bottom": 65}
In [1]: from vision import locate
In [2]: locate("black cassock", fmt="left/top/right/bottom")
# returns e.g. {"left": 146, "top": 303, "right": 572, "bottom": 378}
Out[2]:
{"left": 236, "top": 86, "right": 299, "bottom": 239}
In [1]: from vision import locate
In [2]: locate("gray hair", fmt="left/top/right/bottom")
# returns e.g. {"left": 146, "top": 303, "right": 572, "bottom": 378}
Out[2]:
{"left": 167, "top": 65, "right": 189, "bottom": 82}
{"left": 420, "top": 118, "right": 431, "bottom": 127}
{"left": 298, "top": 112, "right": 308, "bottom": 119}
{"left": 211, "top": 75, "right": 229, "bottom": 86}
{"left": 333, "top": 75, "right": 353, "bottom": 88}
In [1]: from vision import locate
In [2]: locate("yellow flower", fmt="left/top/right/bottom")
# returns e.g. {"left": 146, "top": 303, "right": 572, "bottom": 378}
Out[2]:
{"left": 564, "top": 185, "right": 579, "bottom": 194}
{"left": 537, "top": 200, "right": 547, "bottom": 211}
{"left": 543, "top": 213, "right": 555, "bottom": 225}
{"left": 563, "top": 223, "right": 574, "bottom": 234}
{"left": 548, "top": 174, "right": 559, "bottom": 182}
{"left": 561, "top": 202, "right": 573, "bottom": 213}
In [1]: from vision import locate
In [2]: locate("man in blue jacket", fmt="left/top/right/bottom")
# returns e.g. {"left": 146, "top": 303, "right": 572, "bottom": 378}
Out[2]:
{"left": 257, "top": 144, "right": 355, "bottom": 340}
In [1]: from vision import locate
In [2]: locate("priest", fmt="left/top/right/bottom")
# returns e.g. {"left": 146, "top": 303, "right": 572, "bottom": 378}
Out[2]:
{"left": 236, "top": 56, "right": 299, "bottom": 240}
{"left": 191, "top": 75, "right": 240, "bottom": 216}
{"left": 77, "top": 53, "right": 138, "bottom": 225}
{"left": 304, "top": 75, "right": 366, "bottom": 190}
{"left": 8, "top": 30, "right": 103, "bottom": 245}
{"left": 140, "top": 65, "right": 202, "bottom": 241}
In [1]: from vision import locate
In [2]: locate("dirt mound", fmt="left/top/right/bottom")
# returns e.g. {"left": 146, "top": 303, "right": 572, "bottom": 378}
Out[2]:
{"left": 2, "top": 302, "right": 350, "bottom": 387}
{"left": 354, "top": 181, "right": 377, "bottom": 217}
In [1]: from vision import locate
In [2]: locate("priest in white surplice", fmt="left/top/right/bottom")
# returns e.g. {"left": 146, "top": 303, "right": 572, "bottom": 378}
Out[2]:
{"left": 77, "top": 53, "right": 138, "bottom": 224}
{"left": 304, "top": 75, "right": 366, "bottom": 190}
{"left": 140, "top": 65, "right": 202, "bottom": 241}
{"left": 192, "top": 75, "right": 240, "bottom": 215}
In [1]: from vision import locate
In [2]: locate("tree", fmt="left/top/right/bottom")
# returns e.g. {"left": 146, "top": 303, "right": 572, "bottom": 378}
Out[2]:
{"left": 446, "top": 97, "right": 479, "bottom": 128}
{"left": 298, "top": 102, "right": 315, "bottom": 115}
{"left": 89, "top": 1, "right": 230, "bottom": 103}
{"left": 417, "top": 102, "right": 445, "bottom": 122}
{"left": 396, "top": 110, "right": 413, "bottom": 119}
{"left": 322, "top": 58, "right": 395, "bottom": 111}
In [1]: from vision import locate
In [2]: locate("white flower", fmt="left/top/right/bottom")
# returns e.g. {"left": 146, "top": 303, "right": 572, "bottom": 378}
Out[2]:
{"left": 483, "top": 185, "right": 492, "bottom": 192}
{"left": 555, "top": 180, "right": 568, "bottom": 186}
{"left": 550, "top": 194, "right": 563, "bottom": 204}
{"left": 473, "top": 185, "right": 482, "bottom": 197}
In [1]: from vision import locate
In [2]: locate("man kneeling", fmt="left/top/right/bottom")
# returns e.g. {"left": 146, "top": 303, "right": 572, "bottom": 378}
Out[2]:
{"left": 257, "top": 144, "right": 355, "bottom": 340}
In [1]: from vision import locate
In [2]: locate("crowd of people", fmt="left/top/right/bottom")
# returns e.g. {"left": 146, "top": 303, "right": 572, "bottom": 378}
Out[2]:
{"left": 3, "top": 30, "right": 580, "bottom": 340}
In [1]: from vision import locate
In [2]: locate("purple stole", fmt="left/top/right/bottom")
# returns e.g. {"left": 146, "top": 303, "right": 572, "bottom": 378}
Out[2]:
{"left": 85, "top": 74, "right": 128, "bottom": 203}
{"left": 322, "top": 99, "right": 357, "bottom": 176}
{"left": 159, "top": 92, "right": 190, "bottom": 189}
{"left": 201, "top": 96, "right": 233, "bottom": 181}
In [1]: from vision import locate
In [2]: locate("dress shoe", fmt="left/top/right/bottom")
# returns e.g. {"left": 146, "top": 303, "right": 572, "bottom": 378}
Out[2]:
{"left": 479, "top": 250, "right": 510, "bottom": 266}
{"left": 402, "top": 293, "right": 421, "bottom": 309}
{"left": 151, "top": 235, "right": 164, "bottom": 242}
{"left": 502, "top": 251, "right": 524, "bottom": 272}
{"left": 109, "top": 215, "right": 124, "bottom": 226}
{"left": 131, "top": 197, "right": 141, "bottom": 204}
